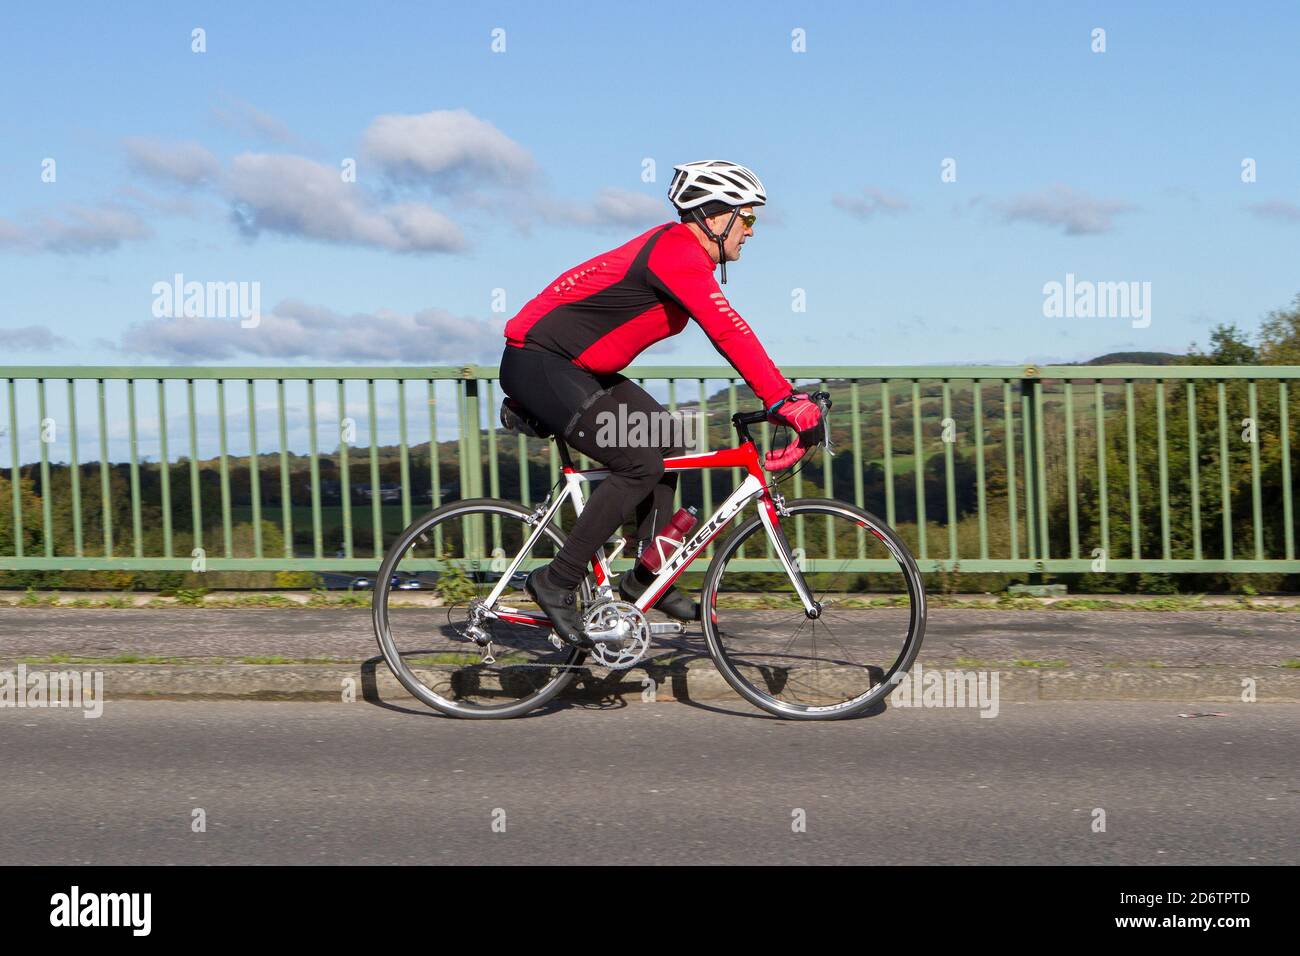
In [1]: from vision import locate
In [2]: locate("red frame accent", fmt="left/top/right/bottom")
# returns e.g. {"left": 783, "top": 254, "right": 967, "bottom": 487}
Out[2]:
{"left": 663, "top": 445, "right": 756, "bottom": 472}
{"left": 496, "top": 610, "right": 550, "bottom": 626}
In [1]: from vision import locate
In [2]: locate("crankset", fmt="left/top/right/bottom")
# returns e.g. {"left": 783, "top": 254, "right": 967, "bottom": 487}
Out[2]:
{"left": 580, "top": 600, "right": 651, "bottom": 670}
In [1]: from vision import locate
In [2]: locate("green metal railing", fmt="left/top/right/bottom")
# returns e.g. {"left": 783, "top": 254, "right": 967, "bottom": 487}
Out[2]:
{"left": 1, "top": 364, "right": 1297, "bottom": 575}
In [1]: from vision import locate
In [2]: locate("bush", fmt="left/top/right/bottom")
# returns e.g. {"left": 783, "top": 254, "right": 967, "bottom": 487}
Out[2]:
{"left": 1136, "top": 573, "right": 1178, "bottom": 594}
{"left": 173, "top": 587, "right": 209, "bottom": 606}
{"left": 435, "top": 561, "right": 478, "bottom": 603}
{"left": 273, "top": 570, "right": 323, "bottom": 589}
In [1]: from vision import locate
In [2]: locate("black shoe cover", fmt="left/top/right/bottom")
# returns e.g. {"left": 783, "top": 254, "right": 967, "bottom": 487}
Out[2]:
{"left": 526, "top": 566, "right": 591, "bottom": 648}
{"left": 617, "top": 569, "right": 701, "bottom": 622}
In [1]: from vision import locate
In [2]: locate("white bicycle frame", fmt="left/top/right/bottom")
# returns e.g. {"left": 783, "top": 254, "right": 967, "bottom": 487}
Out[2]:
{"left": 476, "top": 454, "right": 818, "bottom": 625}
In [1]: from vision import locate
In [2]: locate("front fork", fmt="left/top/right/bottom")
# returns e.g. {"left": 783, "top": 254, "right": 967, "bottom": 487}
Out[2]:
{"left": 757, "top": 488, "right": 821, "bottom": 617}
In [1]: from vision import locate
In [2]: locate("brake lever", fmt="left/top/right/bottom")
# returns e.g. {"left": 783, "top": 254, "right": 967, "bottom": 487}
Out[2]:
{"left": 814, "top": 391, "right": 834, "bottom": 456}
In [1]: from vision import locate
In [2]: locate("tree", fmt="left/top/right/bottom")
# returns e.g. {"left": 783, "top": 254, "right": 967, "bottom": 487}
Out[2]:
{"left": 1189, "top": 323, "right": 1258, "bottom": 365}
{"left": 1257, "top": 293, "right": 1300, "bottom": 365}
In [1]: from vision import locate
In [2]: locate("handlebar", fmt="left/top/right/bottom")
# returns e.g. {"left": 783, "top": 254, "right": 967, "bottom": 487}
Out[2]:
{"left": 731, "top": 390, "right": 832, "bottom": 441}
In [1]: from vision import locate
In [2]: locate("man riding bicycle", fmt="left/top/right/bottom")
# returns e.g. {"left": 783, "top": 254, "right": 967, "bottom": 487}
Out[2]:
{"left": 499, "top": 160, "right": 824, "bottom": 647}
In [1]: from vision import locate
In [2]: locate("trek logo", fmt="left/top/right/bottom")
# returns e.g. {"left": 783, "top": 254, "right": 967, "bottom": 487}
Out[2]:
{"left": 663, "top": 499, "right": 743, "bottom": 574}
{"left": 49, "top": 886, "right": 151, "bottom": 936}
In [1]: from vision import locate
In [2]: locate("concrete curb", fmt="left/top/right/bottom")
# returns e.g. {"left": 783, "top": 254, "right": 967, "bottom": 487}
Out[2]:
{"left": 4, "top": 661, "right": 1296, "bottom": 705}
{"left": 3, "top": 590, "right": 1299, "bottom": 610}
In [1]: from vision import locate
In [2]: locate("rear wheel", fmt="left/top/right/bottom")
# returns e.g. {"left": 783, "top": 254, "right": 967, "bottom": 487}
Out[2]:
{"left": 372, "top": 498, "right": 589, "bottom": 719}
{"left": 700, "top": 498, "right": 926, "bottom": 720}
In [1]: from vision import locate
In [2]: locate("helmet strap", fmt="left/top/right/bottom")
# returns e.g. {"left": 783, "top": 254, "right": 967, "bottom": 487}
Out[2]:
{"left": 690, "top": 207, "right": 741, "bottom": 284}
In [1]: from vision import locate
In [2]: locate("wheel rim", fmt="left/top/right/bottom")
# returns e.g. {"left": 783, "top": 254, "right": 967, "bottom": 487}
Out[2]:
{"left": 374, "top": 503, "right": 586, "bottom": 715}
{"left": 704, "top": 502, "right": 925, "bottom": 717}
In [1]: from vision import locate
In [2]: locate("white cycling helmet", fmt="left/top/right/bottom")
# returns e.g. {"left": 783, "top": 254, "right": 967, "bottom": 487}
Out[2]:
{"left": 668, "top": 160, "right": 766, "bottom": 215}
{"left": 668, "top": 160, "right": 765, "bottom": 284}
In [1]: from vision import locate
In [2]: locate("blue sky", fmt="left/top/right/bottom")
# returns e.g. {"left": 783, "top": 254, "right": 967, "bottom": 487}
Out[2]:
{"left": 2, "top": 0, "right": 1299, "bottom": 374}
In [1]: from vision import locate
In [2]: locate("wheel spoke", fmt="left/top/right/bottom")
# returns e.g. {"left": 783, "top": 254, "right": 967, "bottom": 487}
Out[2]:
{"left": 810, "top": 615, "right": 862, "bottom": 667}
{"left": 778, "top": 613, "right": 811, "bottom": 656}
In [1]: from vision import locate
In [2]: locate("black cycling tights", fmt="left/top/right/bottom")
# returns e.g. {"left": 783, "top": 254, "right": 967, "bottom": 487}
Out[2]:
{"left": 499, "top": 345, "right": 684, "bottom": 590}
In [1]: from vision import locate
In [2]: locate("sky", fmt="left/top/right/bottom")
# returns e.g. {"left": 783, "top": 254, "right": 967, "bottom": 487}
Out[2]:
{"left": 2, "top": 0, "right": 1298, "bottom": 378}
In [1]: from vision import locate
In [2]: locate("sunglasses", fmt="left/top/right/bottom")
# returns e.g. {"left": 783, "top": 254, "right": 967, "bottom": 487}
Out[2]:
{"left": 735, "top": 211, "right": 757, "bottom": 228}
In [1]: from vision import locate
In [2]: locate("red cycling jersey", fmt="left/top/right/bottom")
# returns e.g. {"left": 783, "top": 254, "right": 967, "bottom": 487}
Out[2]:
{"left": 504, "top": 222, "right": 791, "bottom": 409}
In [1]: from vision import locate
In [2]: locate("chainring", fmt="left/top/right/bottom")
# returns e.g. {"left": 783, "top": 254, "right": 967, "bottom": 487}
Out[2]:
{"left": 582, "top": 600, "right": 650, "bottom": 670}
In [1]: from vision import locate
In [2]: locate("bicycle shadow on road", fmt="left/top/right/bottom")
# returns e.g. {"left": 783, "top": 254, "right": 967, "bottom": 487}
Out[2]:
{"left": 357, "top": 655, "right": 571, "bottom": 719}
{"left": 636, "top": 642, "right": 890, "bottom": 721}
{"left": 357, "top": 642, "right": 889, "bottom": 721}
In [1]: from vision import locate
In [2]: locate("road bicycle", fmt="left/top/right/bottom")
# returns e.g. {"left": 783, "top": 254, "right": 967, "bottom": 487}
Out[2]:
{"left": 372, "top": 390, "right": 926, "bottom": 720}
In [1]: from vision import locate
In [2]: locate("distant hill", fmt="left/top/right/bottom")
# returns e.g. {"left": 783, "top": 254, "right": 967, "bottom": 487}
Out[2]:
{"left": 1080, "top": 351, "right": 1185, "bottom": 366}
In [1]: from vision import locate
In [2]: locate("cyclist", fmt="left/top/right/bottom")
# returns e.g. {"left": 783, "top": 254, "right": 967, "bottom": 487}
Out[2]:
{"left": 499, "top": 160, "right": 824, "bottom": 647}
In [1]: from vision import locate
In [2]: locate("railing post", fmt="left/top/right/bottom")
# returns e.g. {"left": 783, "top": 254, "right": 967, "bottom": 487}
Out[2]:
{"left": 463, "top": 375, "right": 483, "bottom": 499}
{"left": 462, "top": 370, "right": 484, "bottom": 559}
{"left": 1021, "top": 369, "right": 1044, "bottom": 579}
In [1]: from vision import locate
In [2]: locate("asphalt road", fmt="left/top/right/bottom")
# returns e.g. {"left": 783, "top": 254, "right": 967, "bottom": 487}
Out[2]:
{"left": 2, "top": 699, "right": 1295, "bottom": 865}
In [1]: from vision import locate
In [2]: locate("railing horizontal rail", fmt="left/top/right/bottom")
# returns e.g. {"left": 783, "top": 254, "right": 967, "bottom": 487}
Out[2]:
{"left": 6, "top": 364, "right": 1300, "bottom": 381}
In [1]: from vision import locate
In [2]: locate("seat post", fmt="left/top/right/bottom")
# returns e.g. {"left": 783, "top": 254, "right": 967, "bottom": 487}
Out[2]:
{"left": 554, "top": 437, "right": 577, "bottom": 470}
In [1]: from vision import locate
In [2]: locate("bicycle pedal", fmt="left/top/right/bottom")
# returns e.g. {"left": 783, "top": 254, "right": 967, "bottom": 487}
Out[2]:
{"left": 547, "top": 630, "right": 596, "bottom": 651}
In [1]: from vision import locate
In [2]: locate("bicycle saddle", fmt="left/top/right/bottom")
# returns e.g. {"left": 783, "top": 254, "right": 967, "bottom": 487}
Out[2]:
{"left": 499, "top": 397, "right": 554, "bottom": 439}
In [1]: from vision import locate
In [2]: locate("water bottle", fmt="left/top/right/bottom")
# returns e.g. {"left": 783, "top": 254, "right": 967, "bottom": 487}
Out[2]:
{"left": 637, "top": 507, "right": 698, "bottom": 574}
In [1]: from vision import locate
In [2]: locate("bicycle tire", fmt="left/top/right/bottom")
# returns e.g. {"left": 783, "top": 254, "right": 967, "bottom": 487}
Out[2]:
{"left": 700, "top": 498, "right": 927, "bottom": 720}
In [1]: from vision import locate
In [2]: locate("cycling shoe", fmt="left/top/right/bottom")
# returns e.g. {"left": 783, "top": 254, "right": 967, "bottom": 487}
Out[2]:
{"left": 617, "top": 569, "right": 700, "bottom": 622}
{"left": 525, "top": 566, "right": 592, "bottom": 649}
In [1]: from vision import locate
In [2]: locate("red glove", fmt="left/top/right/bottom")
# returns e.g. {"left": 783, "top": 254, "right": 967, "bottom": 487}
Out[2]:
{"left": 764, "top": 393, "right": 824, "bottom": 471}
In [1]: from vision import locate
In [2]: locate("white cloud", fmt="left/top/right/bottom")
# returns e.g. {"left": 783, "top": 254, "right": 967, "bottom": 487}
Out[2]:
{"left": 227, "top": 153, "right": 466, "bottom": 252}
{"left": 0, "top": 326, "right": 70, "bottom": 350}
{"left": 995, "top": 184, "right": 1135, "bottom": 235}
{"left": 124, "top": 137, "right": 221, "bottom": 187}
{"left": 114, "top": 184, "right": 210, "bottom": 219}
{"left": 0, "top": 203, "right": 152, "bottom": 254}
{"left": 1247, "top": 200, "right": 1300, "bottom": 223}
{"left": 211, "top": 98, "right": 300, "bottom": 146}
{"left": 361, "top": 108, "right": 534, "bottom": 188}
{"left": 535, "top": 188, "right": 664, "bottom": 230}
{"left": 832, "top": 188, "right": 911, "bottom": 220}
{"left": 118, "top": 299, "right": 505, "bottom": 362}
{"left": 60, "top": 109, "right": 666, "bottom": 259}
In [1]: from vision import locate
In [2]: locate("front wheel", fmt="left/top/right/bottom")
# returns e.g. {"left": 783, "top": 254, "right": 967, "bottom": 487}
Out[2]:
{"left": 700, "top": 498, "right": 926, "bottom": 720}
